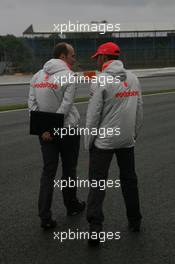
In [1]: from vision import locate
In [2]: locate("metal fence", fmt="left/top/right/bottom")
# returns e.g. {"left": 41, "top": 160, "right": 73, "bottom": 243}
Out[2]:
{"left": 24, "top": 35, "right": 175, "bottom": 72}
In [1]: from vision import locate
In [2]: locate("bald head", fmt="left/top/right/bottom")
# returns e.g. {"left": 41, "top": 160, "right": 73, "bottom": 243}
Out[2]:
{"left": 53, "top": 42, "right": 76, "bottom": 67}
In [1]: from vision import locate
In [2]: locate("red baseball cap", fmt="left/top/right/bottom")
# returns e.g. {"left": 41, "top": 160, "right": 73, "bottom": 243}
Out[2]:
{"left": 91, "top": 42, "right": 120, "bottom": 59}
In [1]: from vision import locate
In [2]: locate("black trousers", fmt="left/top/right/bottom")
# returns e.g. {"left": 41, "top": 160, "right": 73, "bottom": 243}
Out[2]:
{"left": 87, "top": 145, "right": 142, "bottom": 232}
{"left": 38, "top": 135, "right": 80, "bottom": 220}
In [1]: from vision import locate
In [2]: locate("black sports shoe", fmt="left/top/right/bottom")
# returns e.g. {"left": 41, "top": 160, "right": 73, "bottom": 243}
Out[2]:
{"left": 67, "top": 201, "right": 86, "bottom": 216}
{"left": 88, "top": 232, "right": 100, "bottom": 247}
{"left": 128, "top": 220, "right": 141, "bottom": 232}
{"left": 41, "top": 218, "right": 57, "bottom": 230}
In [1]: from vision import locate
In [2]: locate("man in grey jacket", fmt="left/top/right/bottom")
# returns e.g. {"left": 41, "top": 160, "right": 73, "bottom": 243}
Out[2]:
{"left": 28, "top": 42, "right": 85, "bottom": 229}
{"left": 85, "top": 42, "right": 143, "bottom": 245}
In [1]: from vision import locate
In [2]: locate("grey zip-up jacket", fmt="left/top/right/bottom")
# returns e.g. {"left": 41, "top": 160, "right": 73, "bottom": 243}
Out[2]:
{"left": 85, "top": 60, "right": 143, "bottom": 150}
{"left": 28, "top": 59, "right": 80, "bottom": 127}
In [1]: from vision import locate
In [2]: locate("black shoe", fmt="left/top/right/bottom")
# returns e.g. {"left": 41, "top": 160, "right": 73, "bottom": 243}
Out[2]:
{"left": 128, "top": 220, "right": 141, "bottom": 232}
{"left": 88, "top": 232, "right": 100, "bottom": 247}
{"left": 67, "top": 201, "right": 86, "bottom": 216}
{"left": 41, "top": 218, "right": 57, "bottom": 230}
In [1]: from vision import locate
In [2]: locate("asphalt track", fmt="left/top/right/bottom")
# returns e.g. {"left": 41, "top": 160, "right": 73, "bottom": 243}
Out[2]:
{"left": 0, "top": 75, "right": 175, "bottom": 106}
{"left": 0, "top": 92, "right": 175, "bottom": 264}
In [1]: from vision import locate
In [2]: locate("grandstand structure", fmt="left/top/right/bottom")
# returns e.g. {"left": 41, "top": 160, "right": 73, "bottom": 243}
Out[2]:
{"left": 23, "top": 23, "right": 175, "bottom": 71}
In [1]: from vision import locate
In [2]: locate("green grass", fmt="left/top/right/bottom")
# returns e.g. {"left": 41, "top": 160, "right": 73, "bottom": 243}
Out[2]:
{"left": 0, "top": 104, "right": 28, "bottom": 112}
{"left": 74, "top": 96, "right": 89, "bottom": 103}
{"left": 143, "top": 88, "right": 175, "bottom": 95}
{"left": 1, "top": 88, "right": 175, "bottom": 112}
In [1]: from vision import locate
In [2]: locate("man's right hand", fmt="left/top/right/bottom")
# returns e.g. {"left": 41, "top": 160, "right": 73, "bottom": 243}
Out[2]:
{"left": 41, "top": 131, "right": 53, "bottom": 141}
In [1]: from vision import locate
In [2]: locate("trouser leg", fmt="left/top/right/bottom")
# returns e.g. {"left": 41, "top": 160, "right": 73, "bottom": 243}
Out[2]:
{"left": 115, "top": 147, "right": 142, "bottom": 223}
{"left": 38, "top": 138, "right": 59, "bottom": 220}
{"left": 87, "top": 145, "right": 113, "bottom": 232}
{"left": 60, "top": 134, "right": 80, "bottom": 209}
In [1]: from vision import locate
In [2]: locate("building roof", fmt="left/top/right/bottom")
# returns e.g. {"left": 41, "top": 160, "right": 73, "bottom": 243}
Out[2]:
{"left": 23, "top": 23, "right": 175, "bottom": 37}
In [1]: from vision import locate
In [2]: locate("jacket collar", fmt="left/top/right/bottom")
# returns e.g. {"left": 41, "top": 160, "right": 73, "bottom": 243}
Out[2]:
{"left": 101, "top": 60, "right": 114, "bottom": 72}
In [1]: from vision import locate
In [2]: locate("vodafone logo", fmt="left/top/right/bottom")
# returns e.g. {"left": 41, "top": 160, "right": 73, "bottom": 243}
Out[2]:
{"left": 32, "top": 82, "right": 59, "bottom": 89}
{"left": 115, "top": 90, "right": 139, "bottom": 97}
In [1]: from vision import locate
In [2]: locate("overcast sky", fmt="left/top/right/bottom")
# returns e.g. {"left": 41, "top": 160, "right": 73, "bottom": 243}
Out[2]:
{"left": 1, "top": 0, "right": 175, "bottom": 36}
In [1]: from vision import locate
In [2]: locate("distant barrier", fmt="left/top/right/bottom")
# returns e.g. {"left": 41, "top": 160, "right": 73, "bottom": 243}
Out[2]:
{"left": 12, "top": 35, "right": 175, "bottom": 72}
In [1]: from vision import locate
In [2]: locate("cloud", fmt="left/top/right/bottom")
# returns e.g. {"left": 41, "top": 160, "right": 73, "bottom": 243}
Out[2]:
{"left": 0, "top": 0, "right": 175, "bottom": 35}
